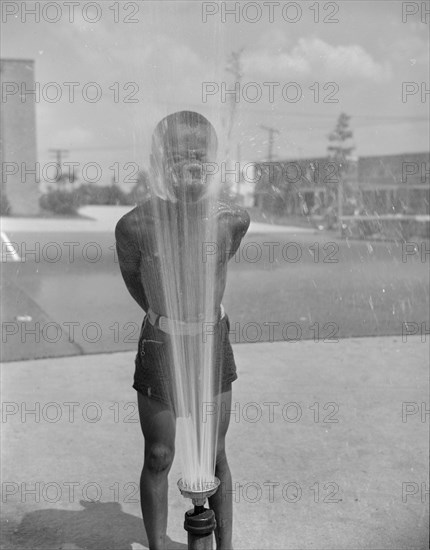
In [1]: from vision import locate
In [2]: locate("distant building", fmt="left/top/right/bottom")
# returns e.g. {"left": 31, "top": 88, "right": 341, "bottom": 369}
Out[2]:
{"left": 357, "top": 152, "right": 429, "bottom": 186}
{"left": 221, "top": 160, "right": 256, "bottom": 208}
{"left": 356, "top": 152, "right": 429, "bottom": 215}
{"left": 0, "top": 58, "right": 40, "bottom": 215}
{"left": 253, "top": 156, "right": 345, "bottom": 215}
{"left": 254, "top": 152, "right": 429, "bottom": 217}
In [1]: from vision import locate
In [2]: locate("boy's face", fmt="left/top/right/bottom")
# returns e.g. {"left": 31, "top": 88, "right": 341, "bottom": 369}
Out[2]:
{"left": 158, "top": 122, "right": 217, "bottom": 202}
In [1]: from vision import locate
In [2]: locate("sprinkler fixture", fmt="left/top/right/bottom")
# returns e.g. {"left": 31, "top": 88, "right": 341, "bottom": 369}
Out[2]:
{"left": 178, "top": 478, "right": 220, "bottom": 550}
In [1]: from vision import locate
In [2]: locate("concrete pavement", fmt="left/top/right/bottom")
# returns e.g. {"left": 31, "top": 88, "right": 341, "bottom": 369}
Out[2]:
{"left": 1, "top": 205, "right": 317, "bottom": 237}
{"left": 1, "top": 335, "right": 428, "bottom": 549}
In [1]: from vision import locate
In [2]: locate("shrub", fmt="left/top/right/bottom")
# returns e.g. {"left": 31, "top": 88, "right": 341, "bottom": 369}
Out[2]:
{"left": 74, "top": 184, "right": 133, "bottom": 205}
{"left": 39, "top": 189, "right": 81, "bottom": 215}
{"left": 0, "top": 193, "right": 11, "bottom": 216}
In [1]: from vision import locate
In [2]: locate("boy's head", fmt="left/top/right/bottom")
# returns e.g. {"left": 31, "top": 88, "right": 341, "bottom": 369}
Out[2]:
{"left": 151, "top": 111, "right": 218, "bottom": 202}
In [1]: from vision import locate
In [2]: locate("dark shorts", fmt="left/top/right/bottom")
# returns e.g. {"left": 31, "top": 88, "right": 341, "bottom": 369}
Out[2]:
{"left": 133, "top": 313, "right": 237, "bottom": 407}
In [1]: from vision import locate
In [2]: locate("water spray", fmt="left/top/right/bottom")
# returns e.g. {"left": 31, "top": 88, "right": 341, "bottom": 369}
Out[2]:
{"left": 178, "top": 477, "right": 220, "bottom": 550}
{"left": 144, "top": 111, "right": 226, "bottom": 547}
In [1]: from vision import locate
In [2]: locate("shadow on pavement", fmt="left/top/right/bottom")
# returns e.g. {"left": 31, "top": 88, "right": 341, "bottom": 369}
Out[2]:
{"left": 4, "top": 500, "right": 186, "bottom": 550}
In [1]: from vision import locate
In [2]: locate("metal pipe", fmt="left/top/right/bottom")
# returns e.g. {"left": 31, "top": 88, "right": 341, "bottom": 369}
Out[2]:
{"left": 178, "top": 478, "right": 220, "bottom": 550}
{"left": 184, "top": 505, "right": 216, "bottom": 550}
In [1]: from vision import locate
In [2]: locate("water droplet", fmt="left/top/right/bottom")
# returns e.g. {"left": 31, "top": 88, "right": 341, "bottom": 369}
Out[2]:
{"left": 16, "top": 315, "right": 32, "bottom": 322}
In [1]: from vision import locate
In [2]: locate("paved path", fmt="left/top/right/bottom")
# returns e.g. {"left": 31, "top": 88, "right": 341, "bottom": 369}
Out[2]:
{"left": 1, "top": 206, "right": 316, "bottom": 236}
{"left": 1, "top": 336, "right": 428, "bottom": 549}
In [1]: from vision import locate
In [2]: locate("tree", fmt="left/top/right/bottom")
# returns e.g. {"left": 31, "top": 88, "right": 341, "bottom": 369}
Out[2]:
{"left": 327, "top": 112, "right": 355, "bottom": 178}
{"left": 327, "top": 113, "right": 356, "bottom": 230}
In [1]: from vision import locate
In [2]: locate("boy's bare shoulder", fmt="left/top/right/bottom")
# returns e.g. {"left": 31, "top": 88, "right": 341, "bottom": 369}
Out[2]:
{"left": 115, "top": 200, "right": 156, "bottom": 241}
{"left": 216, "top": 199, "right": 250, "bottom": 231}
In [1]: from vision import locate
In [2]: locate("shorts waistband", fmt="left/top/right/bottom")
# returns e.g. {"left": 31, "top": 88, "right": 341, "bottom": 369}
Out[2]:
{"left": 147, "top": 305, "right": 225, "bottom": 336}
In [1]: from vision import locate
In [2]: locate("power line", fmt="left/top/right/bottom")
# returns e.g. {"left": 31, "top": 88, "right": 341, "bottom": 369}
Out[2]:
{"left": 145, "top": 98, "right": 427, "bottom": 122}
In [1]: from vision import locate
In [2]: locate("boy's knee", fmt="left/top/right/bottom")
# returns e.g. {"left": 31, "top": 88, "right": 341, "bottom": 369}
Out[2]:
{"left": 145, "top": 443, "right": 175, "bottom": 473}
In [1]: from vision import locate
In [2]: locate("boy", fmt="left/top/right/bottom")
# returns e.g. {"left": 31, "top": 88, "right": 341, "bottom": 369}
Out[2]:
{"left": 115, "top": 111, "right": 249, "bottom": 550}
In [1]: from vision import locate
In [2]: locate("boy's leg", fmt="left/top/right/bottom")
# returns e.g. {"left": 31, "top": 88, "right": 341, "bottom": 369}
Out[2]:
{"left": 137, "top": 392, "right": 176, "bottom": 550}
{"left": 208, "top": 388, "right": 233, "bottom": 550}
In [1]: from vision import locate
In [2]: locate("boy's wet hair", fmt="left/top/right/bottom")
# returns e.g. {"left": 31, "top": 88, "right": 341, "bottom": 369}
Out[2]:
{"left": 152, "top": 111, "right": 218, "bottom": 155}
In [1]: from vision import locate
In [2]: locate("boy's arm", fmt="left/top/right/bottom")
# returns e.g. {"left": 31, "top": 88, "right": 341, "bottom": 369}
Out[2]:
{"left": 227, "top": 207, "right": 250, "bottom": 260}
{"left": 115, "top": 216, "right": 149, "bottom": 312}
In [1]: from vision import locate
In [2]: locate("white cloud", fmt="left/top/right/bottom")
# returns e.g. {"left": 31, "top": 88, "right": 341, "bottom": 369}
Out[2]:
{"left": 243, "top": 36, "right": 391, "bottom": 82}
{"left": 53, "top": 126, "right": 95, "bottom": 148}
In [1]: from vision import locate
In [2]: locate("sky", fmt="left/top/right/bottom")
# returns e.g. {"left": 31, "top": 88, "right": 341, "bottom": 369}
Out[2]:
{"left": 2, "top": 0, "right": 429, "bottom": 188}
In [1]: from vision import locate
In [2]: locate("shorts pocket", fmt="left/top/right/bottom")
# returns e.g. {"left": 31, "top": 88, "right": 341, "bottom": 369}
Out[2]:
{"left": 140, "top": 338, "right": 164, "bottom": 357}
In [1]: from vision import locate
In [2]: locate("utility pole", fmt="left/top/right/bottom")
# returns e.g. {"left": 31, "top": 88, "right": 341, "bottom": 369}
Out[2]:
{"left": 257, "top": 125, "right": 280, "bottom": 211}
{"left": 225, "top": 48, "right": 244, "bottom": 161}
{"left": 49, "top": 148, "right": 69, "bottom": 184}
{"left": 223, "top": 49, "right": 244, "bottom": 197}
{"left": 49, "top": 148, "right": 69, "bottom": 166}
{"left": 260, "top": 125, "right": 279, "bottom": 161}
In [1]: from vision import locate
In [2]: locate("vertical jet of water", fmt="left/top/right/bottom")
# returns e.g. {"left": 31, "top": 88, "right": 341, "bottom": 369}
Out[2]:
{"left": 142, "top": 111, "right": 223, "bottom": 491}
{"left": 134, "top": 1, "right": 228, "bottom": 493}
